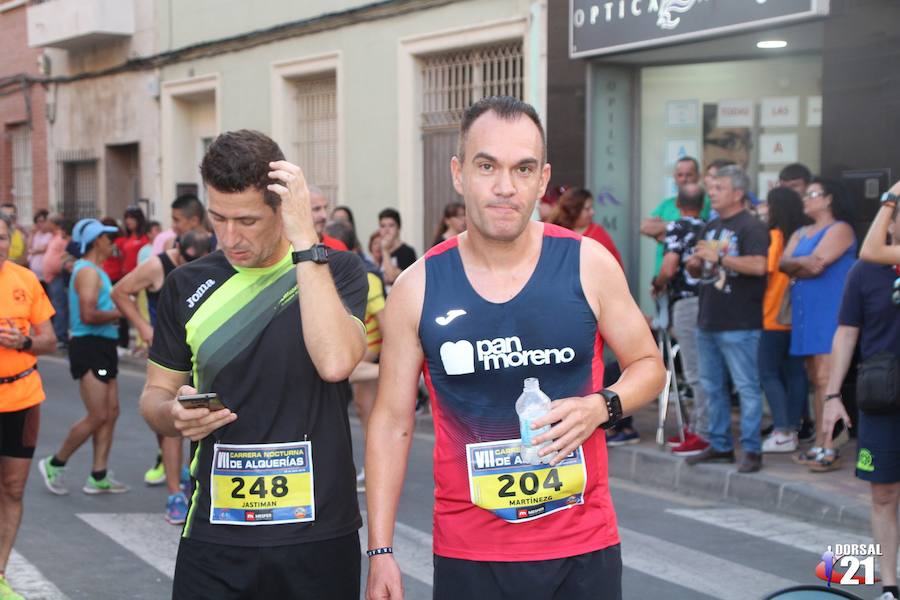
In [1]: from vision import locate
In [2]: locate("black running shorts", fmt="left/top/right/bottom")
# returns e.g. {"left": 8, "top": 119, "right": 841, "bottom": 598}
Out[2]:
{"left": 68, "top": 335, "right": 118, "bottom": 382}
{"left": 434, "top": 544, "right": 622, "bottom": 600}
{"left": 172, "top": 532, "right": 361, "bottom": 599}
{"left": 856, "top": 411, "right": 900, "bottom": 484}
{"left": 0, "top": 404, "right": 40, "bottom": 459}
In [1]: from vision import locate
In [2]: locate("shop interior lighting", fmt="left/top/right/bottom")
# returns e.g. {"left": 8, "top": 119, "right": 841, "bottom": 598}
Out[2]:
{"left": 757, "top": 40, "right": 788, "bottom": 49}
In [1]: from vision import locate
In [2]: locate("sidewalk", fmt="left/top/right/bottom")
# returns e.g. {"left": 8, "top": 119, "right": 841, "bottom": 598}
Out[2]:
{"left": 614, "top": 404, "right": 871, "bottom": 534}
{"left": 100, "top": 350, "right": 873, "bottom": 535}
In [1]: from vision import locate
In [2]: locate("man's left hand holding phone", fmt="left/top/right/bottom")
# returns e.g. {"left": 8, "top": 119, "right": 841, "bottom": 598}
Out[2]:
{"left": 171, "top": 385, "right": 237, "bottom": 441}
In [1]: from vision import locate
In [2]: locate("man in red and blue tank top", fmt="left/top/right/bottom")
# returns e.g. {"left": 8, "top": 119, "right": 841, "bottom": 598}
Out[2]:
{"left": 364, "top": 97, "right": 665, "bottom": 600}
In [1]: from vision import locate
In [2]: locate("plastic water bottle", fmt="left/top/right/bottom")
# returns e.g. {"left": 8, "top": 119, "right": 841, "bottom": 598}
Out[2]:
{"left": 516, "top": 378, "right": 555, "bottom": 466}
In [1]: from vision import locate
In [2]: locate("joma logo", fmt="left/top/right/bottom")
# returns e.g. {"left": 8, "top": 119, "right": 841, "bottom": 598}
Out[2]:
{"left": 187, "top": 279, "right": 216, "bottom": 308}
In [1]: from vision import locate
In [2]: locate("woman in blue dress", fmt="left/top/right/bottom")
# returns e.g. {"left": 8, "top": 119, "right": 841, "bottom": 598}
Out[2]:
{"left": 780, "top": 178, "right": 857, "bottom": 472}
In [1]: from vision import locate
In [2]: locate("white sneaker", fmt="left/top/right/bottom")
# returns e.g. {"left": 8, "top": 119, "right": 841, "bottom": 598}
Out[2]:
{"left": 875, "top": 592, "right": 898, "bottom": 600}
{"left": 761, "top": 431, "right": 798, "bottom": 453}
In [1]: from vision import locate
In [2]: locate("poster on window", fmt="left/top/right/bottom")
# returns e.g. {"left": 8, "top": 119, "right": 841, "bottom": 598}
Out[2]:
{"left": 760, "top": 97, "right": 800, "bottom": 127}
{"left": 807, "top": 96, "right": 822, "bottom": 127}
{"left": 759, "top": 134, "right": 798, "bottom": 165}
{"left": 666, "top": 100, "right": 699, "bottom": 128}
{"left": 716, "top": 99, "right": 754, "bottom": 128}
{"left": 703, "top": 103, "right": 753, "bottom": 171}
{"left": 665, "top": 139, "right": 699, "bottom": 166}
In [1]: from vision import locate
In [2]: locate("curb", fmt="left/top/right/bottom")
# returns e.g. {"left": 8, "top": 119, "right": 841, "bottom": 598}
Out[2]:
{"left": 608, "top": 444, "right": 870, "bottom": 533}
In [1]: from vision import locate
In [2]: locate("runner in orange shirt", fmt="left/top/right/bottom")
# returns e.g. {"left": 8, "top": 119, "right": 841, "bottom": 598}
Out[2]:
{"left": 0, "top": 213, "right": 57, "bottom": 600}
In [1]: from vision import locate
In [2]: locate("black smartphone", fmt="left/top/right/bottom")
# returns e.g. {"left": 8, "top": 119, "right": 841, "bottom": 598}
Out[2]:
{"left": 177, "top": 393, "right": 225, "bottom": 411}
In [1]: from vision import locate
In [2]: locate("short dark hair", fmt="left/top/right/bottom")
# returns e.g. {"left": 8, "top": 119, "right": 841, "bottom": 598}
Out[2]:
{"left": 147, "top": 220, "right": 161, "bottom": 230}
{"left": 378, "top": 208, "right": 401, "bottom": 229}
{"left": 33, "top": 209, "right": 49, "bottom": 224}
{"left": 675, "top": 156, "right": 699, "bottom": 173}
{"left": 458, "top": 96, "right": 546, "bottom": 164}
{"left": 811, "top": 176, "right": 855, "bottom": 224}
{"left": 200, "top": 130, "right": 285, "bottom": 211}
{"left": 677, "top": 185, "right": 705, "bottom": 212}
{"left": 171, "top": 193, "right": 206, "bottom": 222}
{"left": 779, "top": 163, "right": 812, "bottom": 184}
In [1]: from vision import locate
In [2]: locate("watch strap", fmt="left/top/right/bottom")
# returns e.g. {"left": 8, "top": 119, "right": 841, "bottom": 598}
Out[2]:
{"left": 881, "top": 192, "right": 898, "bottom": 206}
{"left": 292, "top": 244, "right": 329, "bottom": 265}
{"left": 597, "top": 389, "right": 622, "bottom": 430}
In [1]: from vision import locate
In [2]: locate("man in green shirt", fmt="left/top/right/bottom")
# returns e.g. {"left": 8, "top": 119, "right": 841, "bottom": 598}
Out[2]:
{"left": 641, "top": 157, "right": 714, "bottom": 275}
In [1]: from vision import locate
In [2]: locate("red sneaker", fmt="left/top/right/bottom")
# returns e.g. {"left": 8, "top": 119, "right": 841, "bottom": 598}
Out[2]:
{"left": 671, "top": 435, "right": 710, "bottom": 456}
{"left": 666, "top": 428, "right": 693, "bottom": 448}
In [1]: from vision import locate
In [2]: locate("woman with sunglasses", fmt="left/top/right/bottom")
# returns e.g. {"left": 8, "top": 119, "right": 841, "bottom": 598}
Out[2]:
{"left": 780, "top": 178, "right": 857, "bottom": 472}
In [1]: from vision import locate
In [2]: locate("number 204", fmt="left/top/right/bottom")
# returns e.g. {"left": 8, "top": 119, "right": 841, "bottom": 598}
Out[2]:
{"left": 497, "top": 469, "right": 563, "bottom": 497}
{"left": 231, "top": 476, "right": 289, "bottom": 499}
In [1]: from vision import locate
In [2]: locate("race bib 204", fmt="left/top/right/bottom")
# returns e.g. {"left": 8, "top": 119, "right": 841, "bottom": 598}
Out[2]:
{"left": 466, "top": 438, "right": 586, "bottom": 523}
{"left": 210, "top": 441, "right": 314, "bottom": 526}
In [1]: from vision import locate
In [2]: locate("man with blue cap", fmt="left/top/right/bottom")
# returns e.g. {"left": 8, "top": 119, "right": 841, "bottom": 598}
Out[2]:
{"left": 38, "top": 218, "right": 130, "bottom": 496}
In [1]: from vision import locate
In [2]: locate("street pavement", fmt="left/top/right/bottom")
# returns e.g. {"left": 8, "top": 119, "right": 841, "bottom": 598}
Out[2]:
{"left": 5, "top": 356, "right": 886, "bottom": 599}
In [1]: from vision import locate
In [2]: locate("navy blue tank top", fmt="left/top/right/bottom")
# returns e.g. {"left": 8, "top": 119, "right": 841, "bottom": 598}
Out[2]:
{"left": 420, "top": 223, "right": 617, "bottom": 562}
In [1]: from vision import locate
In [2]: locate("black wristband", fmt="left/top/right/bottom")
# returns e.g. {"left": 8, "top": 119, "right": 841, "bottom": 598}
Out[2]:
{"left": 824, "top": 393, "right": 842, "bottom": 401}
{"left": 366, "top": 547, "right": 393, "bottom": 558}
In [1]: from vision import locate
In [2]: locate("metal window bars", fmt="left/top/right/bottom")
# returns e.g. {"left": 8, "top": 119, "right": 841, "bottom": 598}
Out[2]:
{"left": 292, "top": 75, "right": 338, "bottom": 205}
{"left": 421, "top": 42, "right": 524, "bottom": 132}
{"left": 9, "top": 124, "right": 33, "bottom": 224}
{"left": 56, "top": 149, "right": 99, "bottom": 220}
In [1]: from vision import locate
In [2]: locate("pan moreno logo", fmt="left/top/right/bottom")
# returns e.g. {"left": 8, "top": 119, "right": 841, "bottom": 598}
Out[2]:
{"left": 439, "top": 336, "right": 575, "bottom": 376}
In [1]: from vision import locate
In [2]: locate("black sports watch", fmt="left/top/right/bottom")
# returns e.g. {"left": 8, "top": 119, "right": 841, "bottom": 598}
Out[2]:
{"left": 18, "top": 336, "right": 32, "bottom": 352}
{"left": 597, "top": 389, "right": 623, "bottom": 430}
{"left": 881, "top": 191, "right": 898, "bottom": 207}
{"left": 292, "top": 243, "right": 329, "bottom": 265}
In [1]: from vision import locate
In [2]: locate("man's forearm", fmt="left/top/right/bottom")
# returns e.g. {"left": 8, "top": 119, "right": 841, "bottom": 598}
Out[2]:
{"left": 860, "top": 204, "right": 895, "bottom": 263}
{"left": 140, "top": 385, "right": 180, "bottom": 437}
{"left": 365, "top": 408, "right": 415, "bottom": 550}
{"left": 381, "top": 259, "right": 401, "bottom": 284}
{"left": 722, "top": 255, "right": 765, "bottom": 276}
{"left": 296, "top": 263, "right": 365, "bottom": 381}
{"left": 112, "top": 291, "right": 150, "bottom": 333}
{"left": 608, "top": 355, "right": 667, "bottom": 415}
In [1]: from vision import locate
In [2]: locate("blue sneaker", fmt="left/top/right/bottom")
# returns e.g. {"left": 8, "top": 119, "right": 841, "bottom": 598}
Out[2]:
{"left": 606, "top": 430, "right": 640, "bottom": 447}
{"left": 166, "top": 492, "right": 188, "bottom": 525}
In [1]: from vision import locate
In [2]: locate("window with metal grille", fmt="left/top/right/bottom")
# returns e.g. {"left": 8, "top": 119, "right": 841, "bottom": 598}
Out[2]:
{"left": 9, "top": 124, "right": 33, "bottom": 224}
{"left": 291, "top": 75, "right": 338, "bottom": 204}
{"left": 57, "top": 150, "right": 99, "bottom": 220}
{"left": 421, "top": 42, "right": 524, "bottom": 131}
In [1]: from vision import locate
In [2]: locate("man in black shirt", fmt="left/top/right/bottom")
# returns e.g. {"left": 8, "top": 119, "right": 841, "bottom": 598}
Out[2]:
{"left": 685, "top": 165, "right": 769, "bottom": 473}
{"left": 378, "top": 208, "right": 416, "bottom": 286}
{"left": 139, "top": 130, "right": 368, "bottom": 599}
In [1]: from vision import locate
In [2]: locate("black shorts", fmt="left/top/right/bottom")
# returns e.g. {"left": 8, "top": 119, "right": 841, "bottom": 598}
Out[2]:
{"left": 0, "top": 404, "right": 40, "bottom": 459}
{"left": 434, "top": 544, "right": 622, "bottom": 600}
{"left": 172, "top": 532, "right": 360, "bottom": 599}
{"left": 68, "top": 336, "right": 118, "bottom": 382}
{"left": 856, "top": 411, "right": 900, "bottom": 484}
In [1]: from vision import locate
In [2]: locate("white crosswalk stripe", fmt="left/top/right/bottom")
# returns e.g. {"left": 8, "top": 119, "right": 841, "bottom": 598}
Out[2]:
{"left": 6, "top": 549, "right": 68, "bottom": 600}
{"left": 619, "top": 527, "right": 797, "bottom": 599}
{"left": 77, "top": 513, "right": 180, "bottom": 578}
{"left": 69, "top": 509, "right": 806, "bottom": 598}
{"left": 666, "top": 507, "right": 872, "bottom": 557}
